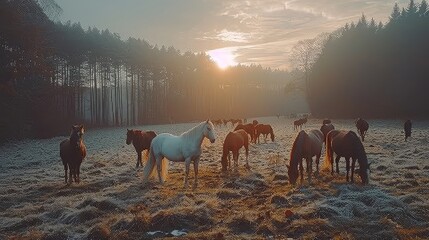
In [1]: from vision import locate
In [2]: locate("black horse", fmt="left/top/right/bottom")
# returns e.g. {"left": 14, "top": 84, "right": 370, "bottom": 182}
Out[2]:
{"left": 404, "top": 120, "right": 412, "bottom": 141}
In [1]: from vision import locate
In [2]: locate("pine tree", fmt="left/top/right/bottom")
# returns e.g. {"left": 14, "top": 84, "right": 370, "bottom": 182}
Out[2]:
{"left": 390, "top": 3, "right": 401, "bottom": 21}
{"left": 419, "top": 0, "right": 428, "bottom": 16}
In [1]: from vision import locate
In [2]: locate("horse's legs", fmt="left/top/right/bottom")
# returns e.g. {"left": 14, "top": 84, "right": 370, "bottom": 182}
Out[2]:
{"left": 315, "top": 153, "right": 321, "bottom": 174}
{"left": 299, "top": 159, "right": 304, "bottom": 184}
{"left": 68, "top": 164, "right": 73, "bottom": 185}
{"left": 193, "top": 157, "right": 200, "bottom": 189}
{"left": 156, "top": 155, "right": 164, "bottom": 184}
{"left": 76, "top": 163, "right": 81, "bottom": 184}
{"left": 232, "top": 151, "right": 239, "bottom": 170}
{"left": 184, "top": 157, "right": 192, "bottom": 188}
{"left": 63, "top": 162, "right": 68, "bottom": 184}
{"left": 351, "top": 158, "right": 357, "bottom": 183}
{"left": 245, "top": 146, "right": 249, "bottom": 169}
{"left": 306, "top": 157, "right": 312, "bottom": 184}
{"left": 345, "top": 157, "right": 350, "bottom": 182}
{"left": 335, "top": 155, "right": 341, "bottom": 174}
{"left": 136, "top": 151, "right": 142, "bottom": 168}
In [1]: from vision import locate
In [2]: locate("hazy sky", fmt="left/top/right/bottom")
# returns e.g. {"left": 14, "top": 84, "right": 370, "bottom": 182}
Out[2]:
{"left": 55, "top": 0, "right": 410, "bottom": 69}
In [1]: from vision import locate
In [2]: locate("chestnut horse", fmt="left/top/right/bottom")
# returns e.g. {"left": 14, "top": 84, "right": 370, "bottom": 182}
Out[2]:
{"left": 355, "top": 118, "right": 369, "bottom": 142}
{"left": 234, "top": 123, "right": 256, "bottom": 143}
{"left": 323, "top": 130, "right": 370, "bottom": 184}
{"left": 404, "top": 120, "right": 412, "bottom": 141}
{"left": 126, "top": 129, "right": 157, "bottom": 168}
{"left": 287, "top": 129, "right": 324, "bottom": 185}
{"left": 221, "top": 129, "right": 249, "bottom": 171}
{"left": 60, "top": 125, "right": 87, "bottom": 184}
{"left": 255, "top": 124, "right": 274, "bottom": 143}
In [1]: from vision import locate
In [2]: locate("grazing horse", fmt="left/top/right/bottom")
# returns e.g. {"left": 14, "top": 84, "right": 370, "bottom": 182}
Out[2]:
{"left": 126, "top": 129, "right": 157, "bottom": 168}
{"left": 234, "top": 123, "right": 256, "bottom": 143}
{"left": 60, "top": 125, "right": 87, "bottom": 184}
{"left": 221, "top": 129, "right": 249, "bottom": 171}
{"left": 404, "top": 120, "right": 412, "bottom": 141}
{"left": 255, "top": 124, "right": 275, "bottom": 143}
{"left": 293, "top": 118, "right": 307, "bottom": 130}
{"left": 287, "top": 129, "right": 324, "bottom": 185}
{"left": 355, "top": 118, "right": 369, "bottom": 142}
{"left": 142, "top": 120, "right": 216, "bottom": 188}
{"left": 320, "top": 123, "right": 335, "bottom": 144}
{"left": 323, "top": 130, "right": 371, "bottom": 184}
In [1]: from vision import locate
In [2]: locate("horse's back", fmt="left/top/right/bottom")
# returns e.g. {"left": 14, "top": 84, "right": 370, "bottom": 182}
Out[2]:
{"left": 331, "top": 130, "right": 362, "bottom": 158}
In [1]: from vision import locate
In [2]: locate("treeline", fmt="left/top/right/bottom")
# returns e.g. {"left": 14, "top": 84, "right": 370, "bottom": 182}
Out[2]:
{"left": 308, "top": 0, "right": 429, "bottom": 118}
{"left": 0, "top": 0, "right": 295, "bottom": 142}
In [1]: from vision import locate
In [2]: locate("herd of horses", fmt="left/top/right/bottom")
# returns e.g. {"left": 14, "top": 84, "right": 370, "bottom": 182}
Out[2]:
{"left": 60, "top": 117, "right": 413, "bottom": 187}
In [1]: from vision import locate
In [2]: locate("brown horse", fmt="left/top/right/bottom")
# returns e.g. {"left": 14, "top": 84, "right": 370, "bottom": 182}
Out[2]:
{"left": 221, "top": 129, "right": 249, "bottom": 171}
{"left": 287, "top": 129, "right": 324, "bottom": 185}
{"left": 320, "top": 123, "right": 335, "bottom": 144}
{"left": 355, "top": 118, "right": 369, "bottom": 142}
{"left": 323, "top": 130, "right": 371, "bottom": 184}
{"left": 60, "top": 125, "right": 87, "bottom": 184}
{"left": 126, "top": 129, "right": 157, "bottom": 168}
{"left": 293, "top": 117, "right": 307, "bottom": 130}
{"left": 255, "top": 124, "right": 274, "bottom": 143}
{"left": 404, "top": 120, "right": 412, "bottom": 141}
{"left": 234, "top": 123, "right": 256, "bottom": 143}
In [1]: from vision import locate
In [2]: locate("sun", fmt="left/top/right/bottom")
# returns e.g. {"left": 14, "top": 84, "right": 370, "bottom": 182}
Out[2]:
{"left": 207, "top": 48, "right": 238, "bottom": 69}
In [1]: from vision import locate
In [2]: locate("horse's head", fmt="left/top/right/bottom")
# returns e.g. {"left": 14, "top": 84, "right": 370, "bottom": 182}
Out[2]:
{"left": 70, "top": 125, "right": 84, "bottom": 148}
{"left": 203, "top": 120, "right": 216, "bottom": 143}
{"left": 359, "top": 161, "right": 371, "bottom": 185}
{"left": 286, "top": 164, "right": 298, "bottom": 185}
{"left": 221, "top": 155, "right": 228, "bottom": 171}
{"left": 126, "top": 129, "right": 133, "bottom": 145}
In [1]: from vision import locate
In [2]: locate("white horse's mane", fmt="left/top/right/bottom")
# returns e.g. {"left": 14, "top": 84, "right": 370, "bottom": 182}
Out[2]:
{"left": 181, "top": 120, "right": 213, "bottom": 141}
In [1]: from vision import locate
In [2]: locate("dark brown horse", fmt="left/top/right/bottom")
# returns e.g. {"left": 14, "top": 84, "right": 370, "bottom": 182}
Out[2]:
{"left": 255, "top": 124, "right": 274, "bottom": 143}
{"left": 355, "top": 118, "right": 369, "bottom": 142}
{"left": 126, "top": 129, "right": 157, "bottom": 168}
{"left": 287, "top": 129, "right": 324, "bottom": 185}
{"left": 404, "top": 120, "right": 412, "bottom": 141}
{"left": 221, "top": 129, "right": 249, "bottom": 171}
{"left": 234, "top": 123, "right": 256, "bottom": 143}
{"left": 293, "top": 117, "right": 307, "bottom": 130}
{"left": 60, "top": 125, "right": 87, "bottom": 184}
{"left": 320, "top": 123, "right": 335, "bottom": 144}
{"left": 323, "top": 130, "right": 371, "bottom": 184}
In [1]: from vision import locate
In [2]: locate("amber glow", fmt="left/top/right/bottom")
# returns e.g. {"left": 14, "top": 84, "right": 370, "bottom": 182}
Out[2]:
{"left": 207, "top": 48, "right": 238, "bottom": 69}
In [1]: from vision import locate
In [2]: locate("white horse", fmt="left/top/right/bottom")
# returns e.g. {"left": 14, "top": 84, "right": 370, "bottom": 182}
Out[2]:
{"left": 142, "top": 120, "right": 216, "bottom": 188}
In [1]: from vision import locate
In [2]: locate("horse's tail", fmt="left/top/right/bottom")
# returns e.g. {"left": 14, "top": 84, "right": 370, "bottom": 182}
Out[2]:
{"left": 160, "top": 157, "right": 169, "bottom": 182}
{"left": 323, "top": 131, "right": 333, "bottom": 172}
{"left": 142, "top": 145, "right": 156, "bottom": 183}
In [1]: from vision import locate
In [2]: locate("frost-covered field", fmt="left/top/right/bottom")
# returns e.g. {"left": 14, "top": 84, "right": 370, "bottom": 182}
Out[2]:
{"left": 0, "top": 117, "right": 428, "bottom": 239}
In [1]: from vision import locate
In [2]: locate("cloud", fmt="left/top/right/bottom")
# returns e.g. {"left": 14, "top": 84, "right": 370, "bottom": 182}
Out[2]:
{"left": 56, "top": 0, "right": 413, "bottom": 69}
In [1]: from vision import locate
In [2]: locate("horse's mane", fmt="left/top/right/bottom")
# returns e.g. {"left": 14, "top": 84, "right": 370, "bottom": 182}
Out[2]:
{"left": 181, "top": 121, "right": 213, "bottom": 141}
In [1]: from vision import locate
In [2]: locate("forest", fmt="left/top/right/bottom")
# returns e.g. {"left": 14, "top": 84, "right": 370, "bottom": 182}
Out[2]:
{"left": 307, "top": 0, "right": 429, "bottom": 118}
{"left": 0, "top": 0, "right": 298, "bottom": 142}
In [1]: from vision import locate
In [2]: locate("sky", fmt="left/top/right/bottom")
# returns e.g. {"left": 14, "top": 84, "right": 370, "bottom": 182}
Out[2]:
{"left": 54, "top": 0, "right": 410, "bottom": 70}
